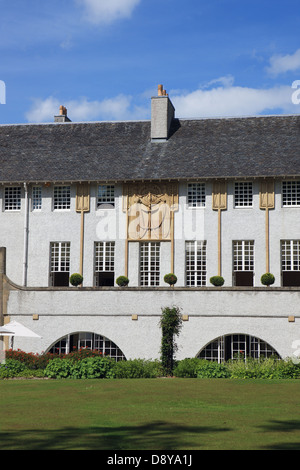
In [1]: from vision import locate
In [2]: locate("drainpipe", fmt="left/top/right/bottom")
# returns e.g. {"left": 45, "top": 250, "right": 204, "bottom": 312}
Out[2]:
{"left": 23, "top": 182, "right": 29, "bottom": 286}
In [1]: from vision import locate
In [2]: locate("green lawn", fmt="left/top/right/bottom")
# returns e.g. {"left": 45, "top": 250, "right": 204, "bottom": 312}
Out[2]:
{"left": 0, "top": 378, "right": 300, "bottom": 450}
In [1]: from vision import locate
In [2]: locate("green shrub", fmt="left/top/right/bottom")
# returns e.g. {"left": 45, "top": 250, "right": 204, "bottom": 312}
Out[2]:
{"left": 210, "top": 276, "right": 225, "bottom": 286}
{"left": 0, "top": 359, "right": 27, "bottom": 378}
{"left": 113, "top": 359, "right": 161, "bottom": 378}
{"left": 164, "top": 273, "right": 177, "bottom": 286}
{"left": 196, "top": 360, "right": 230, "bottom": 378}
{"left": 44, "top": 358, "right": 73, "bottom": 379}
{"left": 70, "top": 273, "right": 83, "bottom": 286}
{"left": 173, "top": 358, "right": 202, "bottom": 378}
{"left": 70, "top": 357, "right": 116, "bottom": 379}
{"left": 261, "top": 273, "right": 275, "bottom": 286}
{"left": 116, "top": 276, "right": 129, "bottom": 287}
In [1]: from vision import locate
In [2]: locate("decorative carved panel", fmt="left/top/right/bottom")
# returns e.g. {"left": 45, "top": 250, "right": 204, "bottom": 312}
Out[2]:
{"left": 259, "top": 180, "right": 275, "bottom": 209}
{"left": 123, "top": 182, "right": 178, "bottom": 240}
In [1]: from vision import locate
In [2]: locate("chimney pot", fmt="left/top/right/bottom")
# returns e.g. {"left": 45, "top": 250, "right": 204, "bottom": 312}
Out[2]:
{"left": 158, "top": 84, "right": 163, "bottom": 96}
{"left": 54, "top": 105, "right": 71, "bottom": 123}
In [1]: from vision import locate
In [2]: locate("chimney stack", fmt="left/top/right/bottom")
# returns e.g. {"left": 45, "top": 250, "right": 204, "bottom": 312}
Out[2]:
{"left": 151, "top": 84, "right": 175, "bottom": 142}
{"left": 54, "top": 105, "right": 71, "bottom": 123}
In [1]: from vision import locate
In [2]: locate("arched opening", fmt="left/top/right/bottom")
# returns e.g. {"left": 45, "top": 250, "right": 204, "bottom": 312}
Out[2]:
{"left": 47, "top": 332, "right": 126, "bottom": 361}
{"left": 197, "top": 334, "right": 280, "bottom": 363}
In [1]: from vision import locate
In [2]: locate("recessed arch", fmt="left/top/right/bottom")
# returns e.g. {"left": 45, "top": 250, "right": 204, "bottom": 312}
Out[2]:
{"left": 46, "top": 331, "right": 126, "bottom": 361}
{"left": 197, "top": 333, "right": 281, "bottom": 363}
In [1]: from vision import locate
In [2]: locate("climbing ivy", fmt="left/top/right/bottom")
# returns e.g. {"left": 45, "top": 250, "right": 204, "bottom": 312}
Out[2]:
{"left": 159, "top": 306, "right": 183, "bottom": 376}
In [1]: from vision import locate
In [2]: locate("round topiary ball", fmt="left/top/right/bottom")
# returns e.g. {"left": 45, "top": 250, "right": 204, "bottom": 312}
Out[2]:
{"left": 164, "top": 273, "right": 178, "bottom": 286}
{"left": 69, "top": 273, "right": 83, "bottom": 287}
{"left": 261, "top": 273, "right": 275, "bottom": 286}
{"left": 116, "top": 276, "right": 129, "bottom": 287}
{"left": 210, "top": 275, "right": 225, "bottom": 287}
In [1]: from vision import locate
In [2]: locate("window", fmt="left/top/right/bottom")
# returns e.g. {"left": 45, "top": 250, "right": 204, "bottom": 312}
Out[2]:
{"left": 48, "top": 332, "right": 126, "bottom": 361}
{"left": 187, "top": 183, "right": 205, "bottom": 207}
{"left": 185, "top": 241, "right": 206, "bottom": 286}
{"left": 32, "top": 186, "right": 42, "bottom": 210}
{"left": 53, "top": 185, "right": 70, "bottom": 210}
{"left": 50, "top": 242, "right": 70, "bottom": 286}
{"left": 4, "top": 186, "right": 21, "bottom": 211}
{"left": 282, "top": 181, "right": 300, "bottom": 206}
{"left": 234, "top": 182, "right": 253, "bottom": 207}
{"left": 94, "top": 241, "right": 115, "bottom": 286}
{"left": 233, "top": 240, "right": 254, "bottom": 286}
{"left": 281, "top": 240, "right": 300, "bottom": 286}
{"left": 97, "top": 184, "right": 115, "bottom": 208}
{"left": 198, "top": 334, "right": 280, "bottom": 363}
{"left": 140, "top": 242, "right": 160, "bottom": 286}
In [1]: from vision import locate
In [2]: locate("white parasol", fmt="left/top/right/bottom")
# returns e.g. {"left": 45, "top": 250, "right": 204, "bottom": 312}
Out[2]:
{"left": 0, "top": 321, "right": 42, "bottom": 349}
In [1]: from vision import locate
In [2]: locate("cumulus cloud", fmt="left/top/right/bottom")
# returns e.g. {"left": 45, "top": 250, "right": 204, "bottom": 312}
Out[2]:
{"left": 25, "top": 94, "right": 149, "bottom": 123}
{"left": 76, "top": 0, "right": 141, "bottom": 24}
{"left": 171, "top": 80, "right": 298, "bottom": 118}
{"left": 266, "top": 49, "right": 300, "bottom": 76}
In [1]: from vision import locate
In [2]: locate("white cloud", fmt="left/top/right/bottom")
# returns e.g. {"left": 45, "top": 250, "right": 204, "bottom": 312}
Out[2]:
{"left": 171, "top": 81, "right": 298, "bottom": 118}
{"left": 76, "top": 0, "right": 141, "bottom": 24}
{"left": 266, "top": 49, "right": 300, "bottom": 76}
{"left": 25, "top": 94, "right": 149, "bottom": 123}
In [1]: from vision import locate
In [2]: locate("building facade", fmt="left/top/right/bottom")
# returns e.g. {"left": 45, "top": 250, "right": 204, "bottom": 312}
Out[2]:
{"left": 1, "top": 87, "right": 300, "bottom": 362}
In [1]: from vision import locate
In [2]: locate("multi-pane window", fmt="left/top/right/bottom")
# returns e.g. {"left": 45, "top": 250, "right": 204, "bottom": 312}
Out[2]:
{"left": 32, "top": 186, "right": 42, "bottom": 210}
{"left": 187, "top": 183, "right": 205, "bottom": 208}
{"left": 282, "top": 181, "right": 300, "bottom": 206}
{"left": 4, "top": 187, "right": 21, "bottom": 211}
{"left": 53, "top": 186, "right": 70, "bottom": 210}
{"left": 97, "top": 184, "right": 115, "bottom": 207}
{"left": 281, "top": 240, "right": 300, "bottom": 286}
{"left": 140, "top": 242, "right": 160, "bottom": 286}
{"left": 185, "top": 241, "right": 207, "bottom": 286}
{"left": 49, "top": 332, "right": 126, "bottom": 361}
{"left": 94, "top": 241, "right": 115, "bottom": 286}
{"left": 198, "top": 334, "right": 280, "bottom": 363}
{"left": 234, "top": 182, "right": 253, "bottom": 207}
{"left": 233, "top": 240, "right": 254, "bottom": 286}
{"left": 50, "top": 242, "right": 70, "bottom": 286}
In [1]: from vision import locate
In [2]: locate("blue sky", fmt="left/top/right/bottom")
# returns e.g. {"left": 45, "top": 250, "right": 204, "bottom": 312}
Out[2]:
{"left": 0, "top": 0, "right": 300, "bottom": 124}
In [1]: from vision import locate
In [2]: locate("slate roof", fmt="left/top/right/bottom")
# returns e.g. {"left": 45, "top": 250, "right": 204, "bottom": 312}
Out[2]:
{"left": 0, "top": 114, "right": 299, "bottom": 183}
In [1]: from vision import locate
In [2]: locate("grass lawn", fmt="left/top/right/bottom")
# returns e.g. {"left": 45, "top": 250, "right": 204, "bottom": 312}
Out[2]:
{"left": 0, "top": 378, "right": 300, "bottom": 450}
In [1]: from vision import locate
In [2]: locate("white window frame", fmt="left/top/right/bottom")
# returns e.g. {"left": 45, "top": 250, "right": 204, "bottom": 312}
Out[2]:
{"left": 53, "top": 185, "right": 71, "bottom": 210}
{"left": 32, "top": 186, "right": 42, "bottom": 211}
{"left": 187, "top": 182, "right": 206, "bottom": 208}
{"left": 234, "top": 181, "right": 253, "bottom": 208}
{"left": 50, "top": 242, "right": 70, "bottom": 273}
{"left": 97, "top": 184, "right": 115, "bottom": 208}
{"left": 233, "top": 240, "right": 254, "bottom": 272}
{"left": 281, "top": 240, "right": 300, "bottom": 271}
{"left": 140, "top": 242, "right": 160, "bottom": 287}
{"left": 94, "top": 241, "right": 115, "bottom": 272}
{"left": 4, "top": 186, "right": 21, "bottom": 211}
{"left": 185, "top": 241, "right": 207, "bottom": 286}
{"left": 282, "top": 181, "right": 300, "bottom": 207}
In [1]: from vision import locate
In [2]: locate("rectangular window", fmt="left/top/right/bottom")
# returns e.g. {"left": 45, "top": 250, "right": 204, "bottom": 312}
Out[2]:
{"left": 94, "top": 241, "right": 115, "bottom": 286}
{"left": 4, "top": 186, "right": 21, "bottom": 211}
{"left": 187, "top": 183, "right": 205, "bottom": 208}
{"left": 233, "top": 240, "right": 254, "bottom": 286}
{"left": 32, "top": 186, "right": 42, "bottom": 210}
{"left": 97, "top": 184, "right": 115, "bottom": 208}
{"left": 282, "top": 181, "right": 300, "bottom": 207}
{"left": 281, "top": 240, "right": 300, "bottom": 286}
{"left": 234, "top": 182, "right": 253, "bottom": 207}
{"left": 140, "top": 242, "right": 160, "bottom": 287}
{"left": 53, "top": 186, "right": 70, "bottom": 210}
{"left": 185, "top": 241, "right": 206, "bottom": 286}
{"left": 50, "top": 242, "right": 70, "bottom": 286}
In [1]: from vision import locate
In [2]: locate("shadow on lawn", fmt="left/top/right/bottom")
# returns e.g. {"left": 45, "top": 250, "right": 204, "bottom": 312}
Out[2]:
{"left": 0, "top": 420, "right": 231, "bottom": 450}
{"left": 257, "top": 420, "right": 300, "bottom": 450}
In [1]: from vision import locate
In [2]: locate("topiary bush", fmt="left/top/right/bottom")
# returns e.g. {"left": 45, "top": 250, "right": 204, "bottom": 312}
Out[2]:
{"left": 116, "top": 276, "right": 129, "bottom": 287}
{"left": 164, "top": 273, "right": 177, "bottom": 286}
{"left": 261, "top": 273, "right": 275, "bottom": 286}
{"left": 70, "top": 273, "right": 83, "bottom": 287}
{"left": 210, "top": 276, "right": 225, "bottom": 286}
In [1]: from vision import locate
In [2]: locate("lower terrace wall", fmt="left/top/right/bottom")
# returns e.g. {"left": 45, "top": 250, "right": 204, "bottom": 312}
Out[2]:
{"left": 3, "top": 281, "right": 300, "bottom": 361}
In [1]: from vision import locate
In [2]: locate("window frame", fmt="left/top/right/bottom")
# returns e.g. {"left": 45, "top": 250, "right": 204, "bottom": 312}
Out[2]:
{"left": 185, "top": 240, "right": 207, "bottom": 287}
{"left": 4, "top": 186, "right": 21, "bottom": 211}
{"left": 49, "top": 241, "right": 71, "bottom": 286}
{"left": 94, "top": 241, "right": 115, "bottom": 286}
{"left": 234, "top": 181, "right": 253, "bottom": 208}
{"left": 97, "top": 184, "right": 115, "bottom": 208}
{"left": 32, "top": 185, "right": 42, "bottom": 211}
{"left": 187, "top": 182, "right": 206, "bottom": 208}
{"left": 53, "top": 185, "right": 71, "bottom": 211}
{"left": 139, "top": 242, "right": 160, "bottom": 287}
{"left": 282, "top": 181, "right": 300, "bottom": 207}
